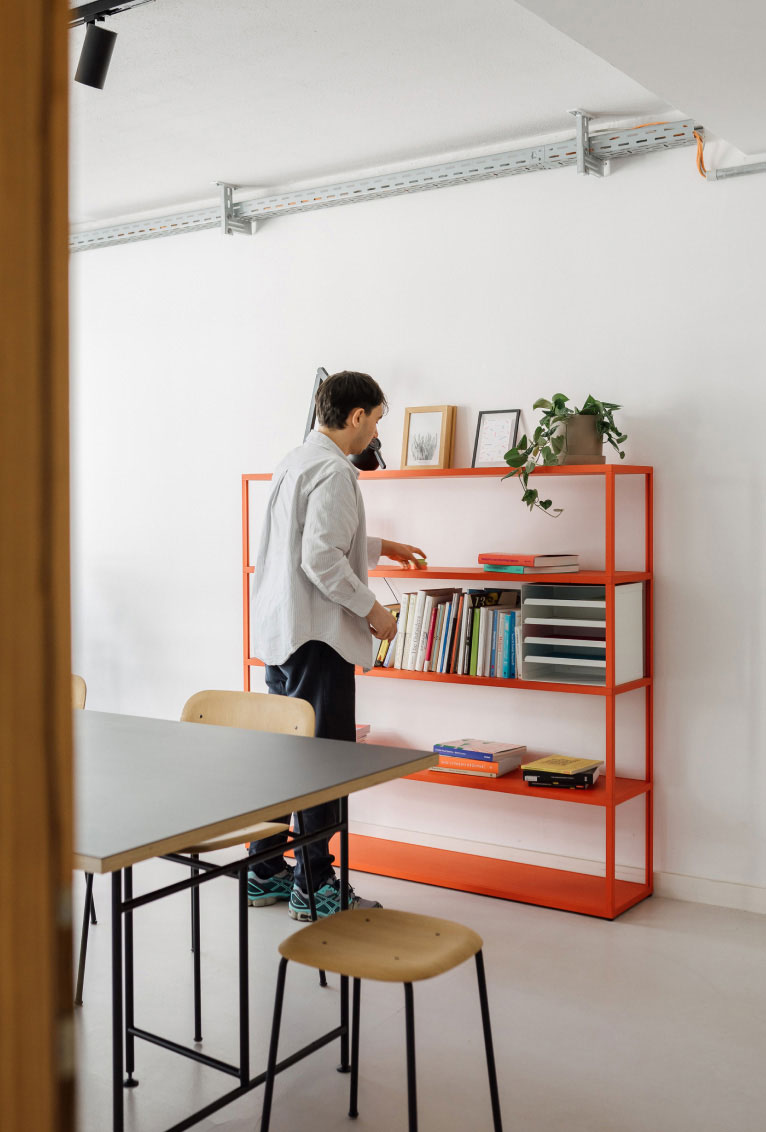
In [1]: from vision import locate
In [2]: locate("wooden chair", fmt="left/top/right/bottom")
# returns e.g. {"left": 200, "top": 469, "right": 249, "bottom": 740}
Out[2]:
{"left": 177, "top": 690, "right": 315, "bottom": 1041}
{"left": 261, "top": 908, "right": 503, "bottom": 1132}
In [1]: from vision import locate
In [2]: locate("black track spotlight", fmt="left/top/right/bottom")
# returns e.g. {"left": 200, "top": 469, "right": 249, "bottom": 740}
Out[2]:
{"left": 75, "top": 22, "right": 118, "bottom": 89}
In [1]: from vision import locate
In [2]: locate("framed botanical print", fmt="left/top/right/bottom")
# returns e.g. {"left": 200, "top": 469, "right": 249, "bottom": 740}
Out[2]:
{"left": 471, "top": 409, "right": 521, "bottom": 468}
{"left": 401, "top": 405, "right": 456, "bottom": 469}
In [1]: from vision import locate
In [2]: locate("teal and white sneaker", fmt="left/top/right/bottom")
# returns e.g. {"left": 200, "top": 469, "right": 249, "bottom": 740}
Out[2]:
{"left": 288, "top": 876, "right": 382, "bottom": 921}
{"left": 247, "top": 867, "right": 294, "bottom": 908}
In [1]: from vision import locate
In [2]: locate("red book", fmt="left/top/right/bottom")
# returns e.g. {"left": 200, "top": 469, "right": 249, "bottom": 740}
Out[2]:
{"left": 423, "top": 604, "right": 439, "bottom": 665}
{"left": 477, "top": 553, "right": 578, "bottom": 567}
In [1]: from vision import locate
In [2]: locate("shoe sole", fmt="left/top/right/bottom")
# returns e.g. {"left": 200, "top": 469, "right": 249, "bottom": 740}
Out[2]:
{"left": 288, "top": 905, "right": 315, "bottom": 921}
{"left": 247, "top": 895, "right": 278, "bottom": 907}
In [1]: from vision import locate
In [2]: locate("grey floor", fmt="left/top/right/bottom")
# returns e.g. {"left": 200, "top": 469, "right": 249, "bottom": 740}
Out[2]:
{"left": 75, "top": 857, "right": 766, "bottom": 1132}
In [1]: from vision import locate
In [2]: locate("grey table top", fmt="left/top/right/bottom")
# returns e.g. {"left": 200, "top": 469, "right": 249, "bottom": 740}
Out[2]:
{"left": 74, "top": 710, "right": 435, "bottom": 873}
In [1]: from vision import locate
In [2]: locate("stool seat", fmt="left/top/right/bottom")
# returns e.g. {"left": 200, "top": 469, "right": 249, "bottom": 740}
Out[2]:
{"left": 279, "top": 908, "right": 483, "bottom": 983}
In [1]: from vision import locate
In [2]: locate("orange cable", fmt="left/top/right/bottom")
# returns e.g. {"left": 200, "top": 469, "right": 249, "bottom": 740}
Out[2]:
{"left": 693, "top": 130, "right": 707, "bottom": 177}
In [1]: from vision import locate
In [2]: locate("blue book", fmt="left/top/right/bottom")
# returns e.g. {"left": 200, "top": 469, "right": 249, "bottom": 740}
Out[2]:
{"left": 438, "top": 603, "right": 452, "bottom": 673}
{"left": 433, "top": 739, "right": 525, "bottom": 763}
{"left": 502, "top": 612, "right": 514, "bottom": 678}
{"left": 489, "top": 609, "right": 499, "bottom": 678}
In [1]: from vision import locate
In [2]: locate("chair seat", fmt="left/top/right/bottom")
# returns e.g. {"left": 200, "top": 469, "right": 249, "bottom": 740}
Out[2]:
{"left": 180, "top": 821, "right": 289, "bottom": 854}
{"left": 279, "top": 908, "right": 483, "bottom": 983}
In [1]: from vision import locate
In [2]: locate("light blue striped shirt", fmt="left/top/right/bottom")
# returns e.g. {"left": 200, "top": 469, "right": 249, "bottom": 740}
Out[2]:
{"left": 252, "top": 431, "right": 382, "bottom": 671}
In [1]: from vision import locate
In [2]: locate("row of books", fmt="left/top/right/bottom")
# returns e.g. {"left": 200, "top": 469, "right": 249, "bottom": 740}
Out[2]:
{"left": 374, "top": 588, "right": 522, "bottom": 678}
{"left": 429, "top": 740, "right": 603, "bottom": 787}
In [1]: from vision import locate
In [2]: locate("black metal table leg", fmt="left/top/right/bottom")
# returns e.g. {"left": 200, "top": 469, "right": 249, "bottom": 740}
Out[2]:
{"left": 90, "top": 880, "right": 98, "bottom": 924}
{"left": 111, "top": 871, "right": 124, "bottom": 1132}
{"left": 238, "top": 864, "right": 250, "bottom": 1086}
{"left": 75, "top": 872, "right": 94, "bottom": 1006}
{"left": 192, "top": 853, "right": 202, "bottom": 1042}
{"left": 349, "top": 977, "right": 361, "bottom": 1118}
{"left": 338, "top": 795, "right": 350, "bottom": 1072}
{"left": 404, "top": 982, "right": 418, "bottom": 1132}
{"left": 123, "top": 867, "right": 138, "bottom": 1088}
{"left": 475, "top": 950, "right": 503, "bottom": 1131}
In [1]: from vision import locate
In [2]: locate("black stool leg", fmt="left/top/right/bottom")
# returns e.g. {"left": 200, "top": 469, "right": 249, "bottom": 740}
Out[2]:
{"left": 261, "top": 956, "right": 289, "bottom": 1132}
{"left": 191, "top": 854, "right": 202, "bottom": 1042}
{"left": 475, "top": 950, "right": 503, "bottom": 1131}
{"left": 90, "top": 882, "right": 97, "bottom": 925}
{"left": 123, "top": 867, "right": 138, "bottom": 1087}
{"left": 74, "top": 871, "right": 94, "bottom": 1006}
{"left": 294, "top": 812, "right": 327, "bottom": 988}
{"left": 349, "top": 977, "right": 361, "bottom": 1118}
{"left": 404, "top": 982, "right": 417, "bottom": 1132}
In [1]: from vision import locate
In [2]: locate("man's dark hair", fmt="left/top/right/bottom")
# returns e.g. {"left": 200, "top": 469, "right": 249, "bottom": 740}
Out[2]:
{"left": 315, "top": 370, "right": 387, "bottom": 431}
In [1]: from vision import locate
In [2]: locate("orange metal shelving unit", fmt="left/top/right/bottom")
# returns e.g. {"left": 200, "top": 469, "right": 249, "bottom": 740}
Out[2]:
{"left": 242, "top": 464, "right": 654, "bottom": 920}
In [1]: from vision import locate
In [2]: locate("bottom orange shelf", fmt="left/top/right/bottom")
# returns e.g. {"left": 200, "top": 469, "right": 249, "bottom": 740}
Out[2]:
{"left": 339, "top": 833, "right": 651, "bottom": 920}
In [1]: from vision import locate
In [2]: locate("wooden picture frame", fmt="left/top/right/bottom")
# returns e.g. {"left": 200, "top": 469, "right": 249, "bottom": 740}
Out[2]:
{"left": 401, "top": 405, "right": 456, "bottom": 469}
{"left": 471, "top": 408, "right": 521, "bottom": 468}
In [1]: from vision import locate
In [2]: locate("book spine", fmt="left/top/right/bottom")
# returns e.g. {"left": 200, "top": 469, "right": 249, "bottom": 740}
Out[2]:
{"left": 450, "top": 593, "right": 465, "bottom": 673}
{"left": 437, "top": 601, "right": 451, "bottom": 673}
{"left": 432, "top": 602, "right": 447, "bottom": 672}
{"left": 433, "top": 746, "right": 496, "bottom": 762}
{"left": 476, "top": 608, "right": 486, "bottom": 678}
{"left": 415, "top": 596, "right": 436, "bottom": 672}
{"left": 423, "top": 601, "right": 441, "bottom": 672}
{"left": 478, "top": 554, "right": 538, "bottom": 566}
{"left": 436, "top": 755, "right": 503, "bottom": 772}
{"left": 431, "top": 764, "right": 503, "bottom": 777}
{"left": 500, "top": 612, "right": 511, "bottom": 678}
{"left": 514, "top": 622, "right": 521, "bottom": 679}
{"left": 489, "top": 609, "right": 498, "bottom": 678}
{"left": 469, "top": 608, "right": 481, "bottom": 675}
{"left": 459, "top": 596, "right": 473, "bottom": 675}
{"left": 495, "top": 611, "right": 505, "bottom": 678}
{"left": 393, "top": 594, "right": 410, "bottom": 669}
{"left": 404, "top": 590, "right": 426, "bottom": 670}
{"left": 483, "top": 564, "right": 524, "bottom": 573}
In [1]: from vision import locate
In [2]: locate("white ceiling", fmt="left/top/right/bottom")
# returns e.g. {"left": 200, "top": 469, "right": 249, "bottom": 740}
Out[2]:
{"left": 518, "top": 0, "right": 766, "bottom": 155}
{"left": 69, "top": 0, "right": 681, "bottom": 224}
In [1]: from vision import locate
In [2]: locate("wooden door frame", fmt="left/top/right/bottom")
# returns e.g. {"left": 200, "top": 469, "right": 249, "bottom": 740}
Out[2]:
{"left": 0, "top": 2, "right": 74, "bottom": 1130}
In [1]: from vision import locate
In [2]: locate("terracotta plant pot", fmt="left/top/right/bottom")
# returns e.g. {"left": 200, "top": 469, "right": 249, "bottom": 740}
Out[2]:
{"left": 556, "top": 413, "right": 605, "bottom": 465}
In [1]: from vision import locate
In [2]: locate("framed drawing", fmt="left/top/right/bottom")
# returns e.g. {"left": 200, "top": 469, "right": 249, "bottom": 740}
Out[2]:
{"left": 471, "top": 409, "right": 521, "bottom": 468}
{"left": 401, "top": 405, "right": 456, "bottom": 469}
{"left": 304, "top": 366, "right": 329, "bottom": 440}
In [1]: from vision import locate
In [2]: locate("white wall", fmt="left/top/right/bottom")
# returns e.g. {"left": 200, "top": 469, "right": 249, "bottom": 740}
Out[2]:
{"left": 70, "top": 145, "right": 766, "bottom": 907}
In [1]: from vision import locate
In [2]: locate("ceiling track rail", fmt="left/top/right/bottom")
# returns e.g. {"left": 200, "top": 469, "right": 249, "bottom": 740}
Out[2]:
{"left": 70, "top": 118, "right": 699, "bottom": 253}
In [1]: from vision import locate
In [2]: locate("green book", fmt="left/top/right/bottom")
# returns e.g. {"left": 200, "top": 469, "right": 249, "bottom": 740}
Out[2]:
{"left": 469, "top": 609, "right": 481, "bottom": 675}
{"left": 482, "top": 564, "right": 523, "bottom": 573}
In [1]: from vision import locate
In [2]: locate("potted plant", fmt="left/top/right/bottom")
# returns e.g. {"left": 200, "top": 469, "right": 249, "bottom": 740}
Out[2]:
{"left": 503, "top": 394, "right": 627, "bottom": 516}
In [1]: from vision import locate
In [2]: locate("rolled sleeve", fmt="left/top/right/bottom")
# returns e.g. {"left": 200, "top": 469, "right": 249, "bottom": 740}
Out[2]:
{"left": 301, "top": 472, "right": 377, "bottom": 618}
{"left": 366, "top": 536, "right": 382, "bottom": 570}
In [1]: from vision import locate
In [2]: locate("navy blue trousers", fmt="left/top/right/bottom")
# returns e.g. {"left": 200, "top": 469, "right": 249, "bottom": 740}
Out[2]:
{"left": 249, "top": 639, "right": 356, "bottom": 892}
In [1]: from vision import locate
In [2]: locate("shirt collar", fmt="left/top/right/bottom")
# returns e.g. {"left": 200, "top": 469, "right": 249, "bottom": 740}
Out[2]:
{"left": 306, "top": 430, "right": 359, "bottom": 476}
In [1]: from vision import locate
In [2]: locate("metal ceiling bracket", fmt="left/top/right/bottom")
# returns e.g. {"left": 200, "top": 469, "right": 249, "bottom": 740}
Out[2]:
{"left": 217, "top": 183, "right": 255, "bottom": 236}
{"left": 569, "top": 110, "right": 608, "bottom": 177}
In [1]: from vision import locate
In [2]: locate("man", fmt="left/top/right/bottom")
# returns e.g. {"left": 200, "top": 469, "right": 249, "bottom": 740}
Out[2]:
{"left": 250, "top": 370, "right": 425, "bottom": 920}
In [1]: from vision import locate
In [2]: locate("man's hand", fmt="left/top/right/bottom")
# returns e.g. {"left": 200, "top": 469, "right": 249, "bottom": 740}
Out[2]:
{"left": 367, "top": 600, "right": 398, "bottom": 641}
{"left": 380, "top": 539, "right": 427, "bottom": 569}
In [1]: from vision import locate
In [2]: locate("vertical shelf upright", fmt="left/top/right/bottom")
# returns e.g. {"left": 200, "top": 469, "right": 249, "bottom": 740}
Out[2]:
{"left": 242, "top": 464, "right": 654, "bottom": 919}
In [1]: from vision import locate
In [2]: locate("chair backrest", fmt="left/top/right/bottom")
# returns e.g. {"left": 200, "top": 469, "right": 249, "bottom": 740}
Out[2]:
{"left": 71, "top": 674, "right": 87, "bottom": 710}
{"left": 180, "top": 690, "right": 315, "bottom": 738}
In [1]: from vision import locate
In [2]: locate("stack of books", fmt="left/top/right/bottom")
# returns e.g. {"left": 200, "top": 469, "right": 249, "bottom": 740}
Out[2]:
{"left": 430, "top": 739, "right": 526, "bottom": 778}
{"left": 521, "top": 755, "right": 603, "bottom": 789}
{"left": 379, "top": 587, "right": 522, "bottom": 678}
{"left": 478, "top": 553, "right": 579, "bottom": 574}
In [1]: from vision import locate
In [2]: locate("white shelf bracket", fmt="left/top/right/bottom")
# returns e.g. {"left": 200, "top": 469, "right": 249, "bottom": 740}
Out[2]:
{"left": 216, "top": 182, "right": 256, "bottom": 236}
{"left": 569, "top": 110, "right": 609, "bottom": 178}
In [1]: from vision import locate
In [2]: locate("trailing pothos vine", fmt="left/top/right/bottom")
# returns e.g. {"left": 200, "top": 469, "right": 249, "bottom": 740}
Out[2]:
{"left": 503, "top": 394, "right": 627, "bottom": 516}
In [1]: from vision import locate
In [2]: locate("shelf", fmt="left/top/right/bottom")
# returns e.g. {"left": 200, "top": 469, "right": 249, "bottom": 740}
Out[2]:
{"left": 406, "top": 768, "right": 649, "bottom": 807}
{"left": 247, "top": 656, "right": 649, "bottom": 695}
{"left": 243, "top": 465, "right": 652, "bottom": 483}
{"left": 368, "top": 567, "right": 650, "bottom": 584}
{"left": 343, "top": 833, "right": 652, "bottom": 919}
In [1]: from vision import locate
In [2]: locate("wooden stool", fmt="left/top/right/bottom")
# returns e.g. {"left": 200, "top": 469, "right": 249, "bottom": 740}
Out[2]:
{"left": 260, "top": 908, "right": 503, "bottom": 1131}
